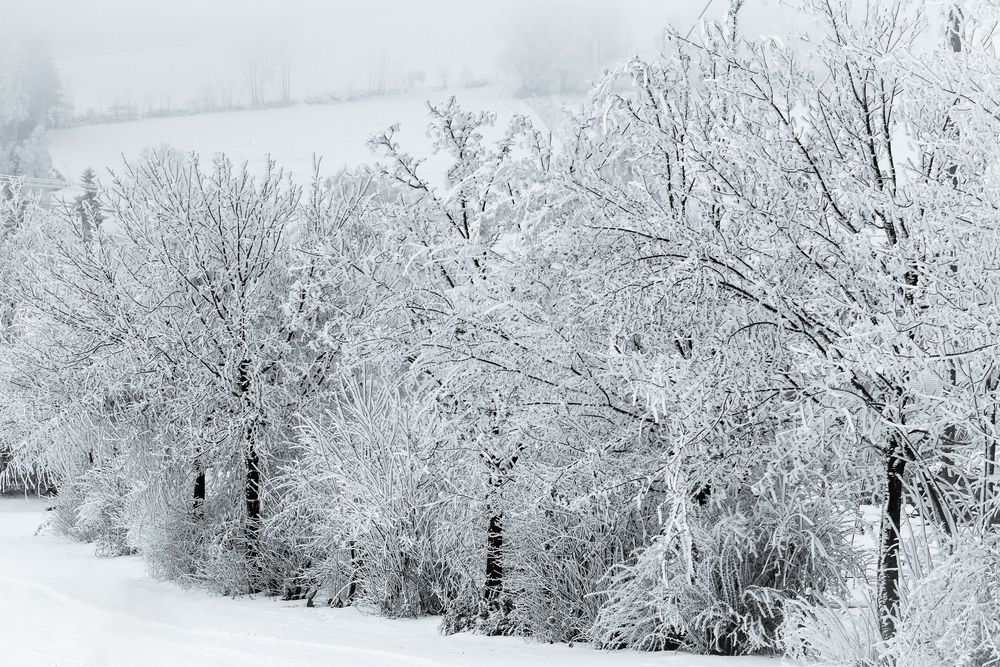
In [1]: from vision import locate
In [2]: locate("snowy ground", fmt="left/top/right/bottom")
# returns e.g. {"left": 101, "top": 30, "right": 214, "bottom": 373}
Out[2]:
{"left": 0, "top": 497, "right": 791, "bottom": 667}
{"left": 48, "top": 86, "right": 576, "bottom": 186}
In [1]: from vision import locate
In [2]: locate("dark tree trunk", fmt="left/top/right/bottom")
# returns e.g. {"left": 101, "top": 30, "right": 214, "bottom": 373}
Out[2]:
{"left": 987, "top": 439, "right": 998, "bottom": 527}
{"left": 877, "top": 440, "right": 907, "bottom": 644}
{"left": 984, "top": 374, "right": 998, "bottom": 528}
{"left": 193, "top": 465, "right": 206, "bottom": 509}
{"left": 479, "top": 412, "right": 519, "bottom": 631}
{"left": 347, "top": 541, "right": 359, "bottom": 602}
{"left": 237, "top": 359, "right": 262, "bottom": 566}
{"left": 484, "top": 512, "right": 504, "bottom": 609}
{"left": 243, "top": 423, "right": 263, "bottom": 594}
{"left": 245, "top": 435, "right": 261, "bottom": 541}
{"left": 482, "top": 446, "right": 515, "bottom": 627}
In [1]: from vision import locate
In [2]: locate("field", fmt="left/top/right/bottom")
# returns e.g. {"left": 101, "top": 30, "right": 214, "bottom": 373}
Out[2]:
{"left": 48, "top": 86, "right": 572, "bottom": 185}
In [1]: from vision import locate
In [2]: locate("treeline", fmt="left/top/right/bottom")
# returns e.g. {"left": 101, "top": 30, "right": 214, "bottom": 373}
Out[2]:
{"left": 0, "top": 33, "right": 61, "bottom": 180}
{"left": 1, "top": 4, "right": 998, "bottom": 665}
{"left": 57, "top": 99, "right": 298, "bottom": 130}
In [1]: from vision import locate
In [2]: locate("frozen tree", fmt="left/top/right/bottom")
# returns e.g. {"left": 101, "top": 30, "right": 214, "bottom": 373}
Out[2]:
{"left": 4, "top": 151, "right": 330, "bottom": 590}
{"left": 0, "top": 33, "right": 60, "bottom": 144}
{"left": 362, "top": 99, "right": 548, "bottom": 630}
{"left": 72, "top": 168, "right": 103, "bottom": 242}
{"left": 246, "top": 51, "right": 271, "bottom": 107}
{"left": 545, "top": 0, "right": 1000, "bottom": 656}
{"left": 2, "top": 3, "right": 999, "bottom": 664}
{"left": 0, "top": 45, "right": 29, "bottom": 142}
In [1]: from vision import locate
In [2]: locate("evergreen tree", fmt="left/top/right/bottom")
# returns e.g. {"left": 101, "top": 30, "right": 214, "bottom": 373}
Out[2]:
{"left": 74, "top": 168, "right": 103, "bottom": 241}
{"left": 0, "top": 34, "right": 61, "bottom": 144}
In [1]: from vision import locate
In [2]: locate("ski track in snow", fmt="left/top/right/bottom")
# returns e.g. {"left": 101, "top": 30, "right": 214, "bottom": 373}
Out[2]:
{"left": 0, "top": 498, "right": 791, "bottom": 667}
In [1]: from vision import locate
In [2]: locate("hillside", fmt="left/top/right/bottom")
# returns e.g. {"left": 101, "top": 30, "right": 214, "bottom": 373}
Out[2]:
{"left": 48, "top": 86, "right": 571, "bottom": 183}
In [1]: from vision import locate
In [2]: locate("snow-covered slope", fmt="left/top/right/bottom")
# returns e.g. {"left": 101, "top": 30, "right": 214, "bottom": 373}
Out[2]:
{"left": 0, "top": 497, "right": 790, "bottom": 667}
{"left": 47, "top": 86, "right": 566, "bottom": 185}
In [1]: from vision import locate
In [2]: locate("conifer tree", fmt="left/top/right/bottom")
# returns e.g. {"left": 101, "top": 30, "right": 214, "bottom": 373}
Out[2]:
{"left": 73, "top": 168, "right": 103, "bottom": 242}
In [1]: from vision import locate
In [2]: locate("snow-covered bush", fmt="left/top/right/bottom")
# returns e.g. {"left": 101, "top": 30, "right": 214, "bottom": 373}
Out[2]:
{"left": 593, "top": 469, "right": 856, "bottom": 655}
{"left": 498, "top": 440, "right": 658, "bottom": 644}
{"left": 2, "top": 126, "right": 53, "bottom": 178}
{"left": 786, "top": 533, "right": 1000, "bottom": 667}
{"left": 781, "top": 597, "right": 882, "bottom": 666}
{"left": 67, "top": 460, "right": 135, "bottom": 557}
{"left": 277, "top": 369, "right": 474, "bottom": 617}
{"left": 3, "top": 408, "right": 133, "bottom": 555}
{"left": 144, "top": 510, "right": 256, "bottom": 596}
{"left": 889, "top": 534, "right": 1000, "bottom": 666}
{"left": 130, "top": 442, "right": 270, "bottom": 596}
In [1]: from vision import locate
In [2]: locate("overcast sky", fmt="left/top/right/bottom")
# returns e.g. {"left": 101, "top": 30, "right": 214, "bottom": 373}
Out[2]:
{"left": 1, "top": 0, "right": 809, "bottom": 112}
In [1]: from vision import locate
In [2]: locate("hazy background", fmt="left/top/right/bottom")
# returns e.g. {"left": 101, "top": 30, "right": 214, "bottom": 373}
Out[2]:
{"left": 0, "top": 0, "right": 816, "bottom": 185}
{"left": 2, "top": 0, "right": 804, "bottom": 115}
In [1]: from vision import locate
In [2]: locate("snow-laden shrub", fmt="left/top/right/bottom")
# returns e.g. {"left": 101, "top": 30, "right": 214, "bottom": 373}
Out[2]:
{"left": 590, "top": 530, "right": 688, "bottom": 651}
{"left": 259, "top": 482, "right": 354, "bottom": 605}
{"left": 887, "top": 533, "right": 1000, "bottom": 667}
{"left": 67, "top": 461, "right": 135, "bottom": 557}
{"left": 196, "top": 521, "right": 257, "bottom": 596}
{"left": 275, "top": 370, "right": 474, "bottom": 616}
{"left": 593, "top": 473, "right": 856, "bottom": 655}
{"left": 142, "top": 501, "right": 256, "bottom": 595}
{"left": 784, "top": 533, "right": 1000, "bottom": 667}
{"left": 32, "top": 447, "right": 134, "bottom": 559}
{"left": 255, "top": 496, "right": 317, "bottom": 600}
{"left": 129, "top": 448, "right": 259, "bottom": 596}
{"left": 502, "top": 457, "right": 657, "bottom": 644}
{"left": 505, "top": 508, "right": 610, "bottom": 643}
{"left": 8, "top": 414, "right": 135, "bottom": 557}
{"left": 781, "top": 599, "right": 881, "bottom": 667}
{"left": 141, "top": 507, "right": 201, "bottom": 582}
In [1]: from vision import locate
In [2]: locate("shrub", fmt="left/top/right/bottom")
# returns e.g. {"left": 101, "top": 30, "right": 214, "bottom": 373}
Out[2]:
{"left": 889, "top": 534, "right": 1000, "bottom": 666}
{"left": 275, "top": 369, "right": 474, "bottom": 617}
{"left": 593, "top": 472, "right": 856, "bottom": 655}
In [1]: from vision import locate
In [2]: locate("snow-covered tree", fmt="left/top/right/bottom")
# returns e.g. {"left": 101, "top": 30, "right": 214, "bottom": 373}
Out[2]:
{"left": 2, "top": 4, "right": 999, "bottom": 664}
{"left": 544, "top": 0, "right": 1000, "bottom": 656}
{"left": 74, "top": 168, "right": 103, "bottom": 242}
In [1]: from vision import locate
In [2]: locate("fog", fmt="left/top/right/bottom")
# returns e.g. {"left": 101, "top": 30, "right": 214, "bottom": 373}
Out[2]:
{"left": 3, "top": 0, "right": 804, "bottom": 114}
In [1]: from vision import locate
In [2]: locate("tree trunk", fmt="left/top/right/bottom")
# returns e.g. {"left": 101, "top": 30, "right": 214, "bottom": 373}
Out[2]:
{"left": 986, "top": 439, "right": 998, "bottom": 528}
{"left": 347, "top": 541, "right": 359, "bottom": 602}
{"left": 484, "top": 511, "right": 504, "bottom": 610}
{"left": 193, "top": 464, "right": 205, "bottom": 509}
{"left": 480, "top": 417, "right": 518, "bottom": 630}
{"left": 984, "top": 373, "right": 998, "bottom": 528}
{"left": 245, "top": 429, "right": 261, "bottom": 542}
{"left": 877, "top": 439, "right": 907, "bottom": 645}
{"left": 237, "top": 359, "right": 262, "bottom": 562}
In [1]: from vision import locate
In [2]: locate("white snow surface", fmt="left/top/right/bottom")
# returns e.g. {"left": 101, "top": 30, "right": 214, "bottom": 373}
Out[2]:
{"left": 48, "top": 87, "right": 572, "bottom": 186}
{"left": 0, "top": 497, "right": 791, "bottom": 667}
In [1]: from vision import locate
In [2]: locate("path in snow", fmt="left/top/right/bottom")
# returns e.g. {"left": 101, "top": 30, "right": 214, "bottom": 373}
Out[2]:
{"left": 0, "top": 498, "right": 788, "bottom": 667}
